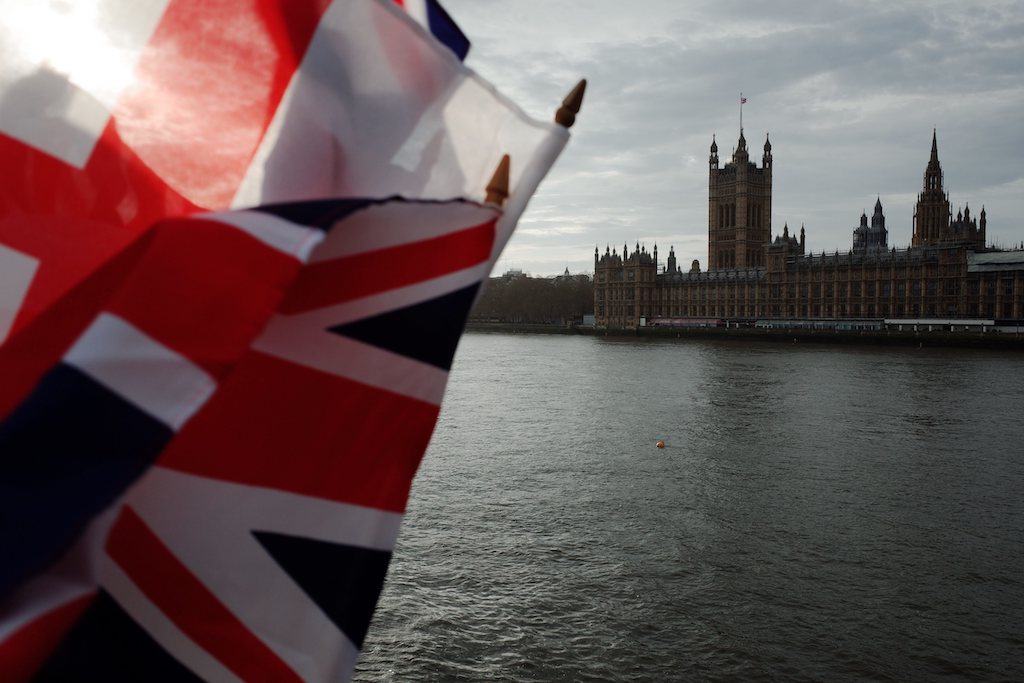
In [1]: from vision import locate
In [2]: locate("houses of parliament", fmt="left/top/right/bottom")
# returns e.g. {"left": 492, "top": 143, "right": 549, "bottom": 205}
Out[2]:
{"left": 593, "top": 129, "right": 1024, "bottom": 328}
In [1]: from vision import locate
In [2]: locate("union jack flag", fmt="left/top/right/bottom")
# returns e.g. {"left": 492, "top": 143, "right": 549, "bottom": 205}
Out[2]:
{"left": 393, "top": 0, "right": 470, "bottom": 59}
{"left": 0, "top": 0, "right": 564, "bottom": 343}
{"left": 0, "top": 0, "right": 572, "bottom": 680}
{"left": 0, "top": 197, "right": 502, "bottom": 681}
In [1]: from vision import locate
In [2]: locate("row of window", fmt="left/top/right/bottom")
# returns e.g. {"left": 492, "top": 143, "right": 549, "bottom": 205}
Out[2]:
{"left": 600, "top": 303, "right": 1014, "bottom": 321}
{"left": 600, "top": 277, "right": 1015, "bottom": 299}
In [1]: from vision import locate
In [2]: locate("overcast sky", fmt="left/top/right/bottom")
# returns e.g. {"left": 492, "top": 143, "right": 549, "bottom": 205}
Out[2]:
{"left": 444, "top": 0, "right": 1024, "bottom": 276}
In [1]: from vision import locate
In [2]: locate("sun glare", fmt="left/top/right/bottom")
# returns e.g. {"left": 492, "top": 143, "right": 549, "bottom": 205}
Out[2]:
{"left": 0, "top": 0, "right": 161, "bottom": 106}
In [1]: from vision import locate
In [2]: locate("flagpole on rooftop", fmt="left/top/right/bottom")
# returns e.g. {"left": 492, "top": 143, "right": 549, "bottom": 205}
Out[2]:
{"left": 739, "top": 92, "right": 744, "bottom": 133}
{"left": 555, "top": 79, "right": 587, "bottom": 128}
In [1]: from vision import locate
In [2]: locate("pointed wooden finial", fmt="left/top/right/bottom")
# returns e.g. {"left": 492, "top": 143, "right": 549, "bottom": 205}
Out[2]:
{"left": 485, "top": 154, "right": 510, "bottom": 206}
{"left": 555, "top": 79, "right": 587, "bottom": 128}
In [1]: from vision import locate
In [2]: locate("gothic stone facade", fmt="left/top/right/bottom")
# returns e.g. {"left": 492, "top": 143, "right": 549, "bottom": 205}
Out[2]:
{"left": 594, "top": 131, "right": 1023, "bottom": 328}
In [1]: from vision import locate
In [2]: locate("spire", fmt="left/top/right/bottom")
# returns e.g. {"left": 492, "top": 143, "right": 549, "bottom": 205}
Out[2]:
{"left": 710, "top": 135, "right": 718, "bottom": 154}
{"left": 871, "top": 198, "right": 886, "bottom": 230}
{"left": 737, "top": 129, "right": 747, "bottom": 151}
{"left": 922, "top": 128, "right": 943, "bottom": 195}
{"left": 764, "top": 132, "right": 772, "bottom": 153}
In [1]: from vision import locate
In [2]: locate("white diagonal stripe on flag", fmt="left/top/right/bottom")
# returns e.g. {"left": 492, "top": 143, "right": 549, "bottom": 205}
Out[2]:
{"left": 64, "top": 313, "right": 216, "bottom": 430}
{"left": 101, "top": 559, "right": 246, "bottom": 683}
{"left": 253, "top": 317, "right": 450, "bottom": 405}
{"left": 123, "top": 467, "right": 373, "bottom": 680}
{"left": 129, "top": 468, "right": 403, "bottom": 551}
{"left": 195, "top": 211, "right": 325, "bottom": 263}
{"left": 309, "top": 200, "right": 498, "bottom": 263}
{"left": 281, "top": 261, "right": 491, "bottom": 330}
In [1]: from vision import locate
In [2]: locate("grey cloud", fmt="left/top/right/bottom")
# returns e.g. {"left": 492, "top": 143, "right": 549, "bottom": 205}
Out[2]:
{"left": 446, "top": 0, "right": 1024, "bottom": 276}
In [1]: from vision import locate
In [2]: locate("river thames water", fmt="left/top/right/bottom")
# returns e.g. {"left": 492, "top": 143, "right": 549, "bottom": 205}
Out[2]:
{"left": 354, "top": 333, "right": 1024, "bottom": 682}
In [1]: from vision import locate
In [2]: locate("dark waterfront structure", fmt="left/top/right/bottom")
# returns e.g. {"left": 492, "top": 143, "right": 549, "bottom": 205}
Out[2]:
{"left": 594, "top": 131, "right": 1023, "bottom": 328}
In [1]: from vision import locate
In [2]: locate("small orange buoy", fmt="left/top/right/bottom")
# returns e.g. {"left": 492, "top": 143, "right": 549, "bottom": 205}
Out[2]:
{"left": 656, "top": 441, "right": 665, "bottom": 449}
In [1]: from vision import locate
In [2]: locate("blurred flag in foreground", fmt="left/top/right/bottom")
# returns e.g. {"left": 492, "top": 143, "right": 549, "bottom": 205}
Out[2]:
{"left": 0, "top": 0, "right": 566, "bottom": 341}
{"left": 0, "top": 197, "right": 502, "bottom": 681}
{"left": 394, "top": 0, "right": 471, "bottom": 60}
{"left": 0, "top": 0, "right": 574, "bottom": 680}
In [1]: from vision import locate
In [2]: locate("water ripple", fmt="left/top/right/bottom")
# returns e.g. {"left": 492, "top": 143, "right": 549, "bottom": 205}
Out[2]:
{"left": 355, "top": 335, "right": 1024, "bottom": 682}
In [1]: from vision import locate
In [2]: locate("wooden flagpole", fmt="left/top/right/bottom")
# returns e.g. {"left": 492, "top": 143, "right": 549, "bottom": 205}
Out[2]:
{"left": 486, "top": 78, "right": 586, "bottom": 206}
{"left": 555, "top": 79, "right": 587, "bottom": 128}
{"left": 485, "top": 154, "right": 510, "bottom": 206}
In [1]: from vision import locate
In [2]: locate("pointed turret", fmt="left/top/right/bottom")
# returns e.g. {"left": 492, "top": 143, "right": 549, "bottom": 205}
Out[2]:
{"left": 925, "top": 131, "right": 942, "bottom": 184}
{"left": 856, "top": 198, "right": 889, "bottom": 253}
{"left": 914, "top": 129, "right": 950, "bottom": 246}
{"left": 732, "top": 129, "right": 750, "bottom": 167}
{"left": 871, "top": 198, "right": 886, "bottom": 229}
